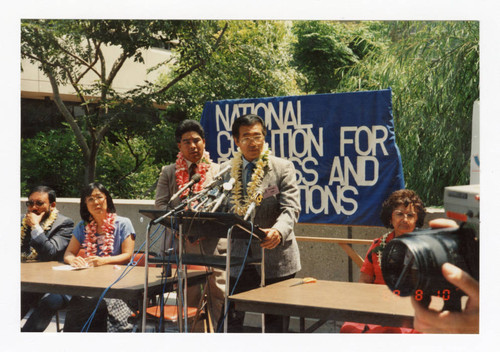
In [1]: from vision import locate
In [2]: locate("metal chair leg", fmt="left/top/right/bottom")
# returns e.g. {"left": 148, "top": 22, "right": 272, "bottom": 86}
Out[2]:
{"left": 55, "top": 310, "right": 62, "bottom": 332}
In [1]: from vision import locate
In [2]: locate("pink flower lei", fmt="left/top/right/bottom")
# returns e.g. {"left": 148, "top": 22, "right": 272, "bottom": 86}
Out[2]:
{"left": 83, "top": 212, "right": 116, "bottom": 257}
{"left": 175, "top": 151, "right": 212, "bottom": 198}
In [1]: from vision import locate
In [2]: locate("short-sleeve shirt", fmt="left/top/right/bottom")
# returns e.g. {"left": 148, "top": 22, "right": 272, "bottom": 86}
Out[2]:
{"left": 73, "top": 215, "right": 135, "bottom": 256}
{"left": 360, "top": 231, "right": 396, "bottom": 285}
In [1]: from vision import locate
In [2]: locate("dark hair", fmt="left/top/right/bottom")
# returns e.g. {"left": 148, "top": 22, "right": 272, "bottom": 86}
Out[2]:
{"left": 79, "top": 182, "right": 116, "bottom": 222}
{"left": 380, "top": 189, "right": 426, "bottom": 228}
{"left": 29, "top": 185, "right": 56, "bottom": 203}
{"left": 175, "top": 119, "right": 205, "bottom": 143}
{"left": 231, "top": 114, "right": 267, "bottom": 139}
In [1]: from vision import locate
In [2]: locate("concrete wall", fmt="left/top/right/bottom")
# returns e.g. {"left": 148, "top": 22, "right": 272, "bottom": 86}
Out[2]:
{"left": 21, "top": 198, "right": 444, "bottom": 283}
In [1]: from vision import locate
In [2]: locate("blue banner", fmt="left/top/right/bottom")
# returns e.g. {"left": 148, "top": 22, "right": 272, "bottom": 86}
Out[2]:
{"left": 200, "top": 89, "right": 404, "bottom": 226}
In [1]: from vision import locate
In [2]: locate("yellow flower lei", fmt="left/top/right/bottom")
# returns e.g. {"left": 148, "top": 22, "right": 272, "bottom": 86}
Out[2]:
{"left": 21, "top": 208, "right": 59, "bottom": 261}
{"left": 230, "top": 143, "right": 270, "bottom": 216}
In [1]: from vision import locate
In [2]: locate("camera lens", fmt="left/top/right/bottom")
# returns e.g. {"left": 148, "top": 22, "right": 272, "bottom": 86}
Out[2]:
{"left": 381, "top": 227, "right": 478, "bottom": 296}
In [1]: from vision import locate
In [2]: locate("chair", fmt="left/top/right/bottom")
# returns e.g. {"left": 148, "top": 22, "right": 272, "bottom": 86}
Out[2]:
{"left": 131, "top": 251, "right": 164, "bottom": 268}
{"left": 136, "top": 256, "right": 212, "bottom": 332}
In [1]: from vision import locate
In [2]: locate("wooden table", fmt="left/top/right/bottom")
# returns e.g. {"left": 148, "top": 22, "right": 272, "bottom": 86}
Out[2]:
{"left": 230, "top": 278, "right": 449, "bottom": 332}
{"left": 21, "top": 261, "right": 208, "bottom": 332}
{"left": 21, "top": 261, "right": 207, "bottom": 300}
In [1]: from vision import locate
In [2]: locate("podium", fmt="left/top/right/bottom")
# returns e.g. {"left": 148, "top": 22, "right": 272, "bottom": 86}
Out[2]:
{"left": 139, "top": 210, "right": 266, "bottom": 240}
{"left": 139, "top": 209, "right": 266, "bottom": 332}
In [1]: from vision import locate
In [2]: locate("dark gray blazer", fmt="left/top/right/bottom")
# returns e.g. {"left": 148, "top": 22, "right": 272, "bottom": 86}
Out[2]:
{"left": 21, "top": 212, "right": 74, "bottom": 262}
{"left": 221, "top": 155, "right": 302, "bottom": 279}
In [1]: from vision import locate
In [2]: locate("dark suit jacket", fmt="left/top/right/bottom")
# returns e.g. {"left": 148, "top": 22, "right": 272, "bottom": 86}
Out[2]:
{"left": 221, "top": 155, "right": 302, "bottom": 279}
{"left": 21, "top": 212, "right": 74, "bottom": 262}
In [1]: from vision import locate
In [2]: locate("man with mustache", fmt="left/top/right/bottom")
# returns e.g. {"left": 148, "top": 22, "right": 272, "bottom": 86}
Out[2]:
{"left": 21, "top": 185, "right": 74, "bottom": 331}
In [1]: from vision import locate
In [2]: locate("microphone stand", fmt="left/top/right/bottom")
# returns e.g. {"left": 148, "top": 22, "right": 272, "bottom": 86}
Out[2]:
{"left": 142, "top": 196, "right": 192, "bottom": 332}
{"left": 223, "top": 225, "right": 234, "bottom": 333}
{"left": 243, "top": 201, "right": 266, "bottom": 333}
{"left": 177, "top": 213, "right": 188, "bottom": 332}
{"left": 141, "top": 220, "right": 154, "bottom": 332}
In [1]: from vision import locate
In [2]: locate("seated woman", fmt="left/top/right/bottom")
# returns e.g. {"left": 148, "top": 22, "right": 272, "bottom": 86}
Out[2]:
{"left": 341, "top": 189, "right": 425, "bottom": 333}
{"left": 63, "top": 182, "right": 136, "bottom": 332}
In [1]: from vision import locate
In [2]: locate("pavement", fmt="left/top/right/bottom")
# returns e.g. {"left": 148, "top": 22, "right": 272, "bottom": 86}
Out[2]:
{"left": 21, "top": 308, "right": 342, "bottom": 333}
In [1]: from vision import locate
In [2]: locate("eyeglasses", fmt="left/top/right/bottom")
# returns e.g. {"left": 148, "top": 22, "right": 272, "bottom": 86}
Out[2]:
{"left": 26, "top": 200, "right": 46, "bottom": 207}
{"left": 86, "top": 195, "right": 106, "bottom": 204}
{"left": 393, "top": 210, "right": 417, "bottom": 220}
{"left": 240, "top": 135, "right": 264, "bottom": 145}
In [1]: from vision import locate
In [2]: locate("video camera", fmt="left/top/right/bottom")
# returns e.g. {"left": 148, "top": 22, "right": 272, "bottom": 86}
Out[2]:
{"left": 381, "top": 185, "right": 479, "bottom": 311}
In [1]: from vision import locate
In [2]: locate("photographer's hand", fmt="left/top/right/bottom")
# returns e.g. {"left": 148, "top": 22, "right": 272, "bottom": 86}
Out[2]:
{"left": 411, "top": 263, "right": 479, "bottom": 333}
{"left": 428, "top": 218, "right": 459, "bottom": 229}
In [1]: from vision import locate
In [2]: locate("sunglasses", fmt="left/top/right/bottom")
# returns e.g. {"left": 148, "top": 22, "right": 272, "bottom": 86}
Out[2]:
{"left": 26, "top": 200, "right": 46, "bottom": 207}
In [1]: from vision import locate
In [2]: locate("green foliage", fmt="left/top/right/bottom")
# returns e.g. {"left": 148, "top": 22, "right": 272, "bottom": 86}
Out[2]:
{"left": 96, "top": 135, "right": 160, "bottom": 199}
{"left": 291, "top": 21, "right": 386, "bottom": 93}
{"left": 21, "top": 130, "right": 85, "bottom": 197}
{"left": 162, "top": 20, "right": 302, "bottom": 119}
{"left": 338, "top": 21, "right": 479, "bottom": 205}
{"left": 20, "top": 128, "right": 170, "bottom": 200}
{"left": 145, "top": 117, "right": 178, "bottom": 165}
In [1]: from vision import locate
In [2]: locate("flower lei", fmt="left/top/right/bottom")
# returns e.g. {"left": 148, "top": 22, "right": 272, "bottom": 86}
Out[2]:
{"left": 83, "top": 212, "right": 116, "bottom": 257}
{"left": 230, "top": 143, "right": 270, "bottom": 216}
{"left": 21, "top": 209, "right": 59, "bottom": 261}
{"left": 370, "top": 232, "right": 392, "bottom": 266}
{"left": 175, "top": 151, "right": 212, "bottom": 198}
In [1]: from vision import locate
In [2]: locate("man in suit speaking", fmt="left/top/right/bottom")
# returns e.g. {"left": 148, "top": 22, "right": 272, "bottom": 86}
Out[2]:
{"left": 222, "top": 114, "right": 302, "bottom": 333}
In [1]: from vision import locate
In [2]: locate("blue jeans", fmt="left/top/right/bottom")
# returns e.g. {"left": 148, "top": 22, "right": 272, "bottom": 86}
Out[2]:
{"left": 21, "top": 293, "right": 71, "bottom": 332}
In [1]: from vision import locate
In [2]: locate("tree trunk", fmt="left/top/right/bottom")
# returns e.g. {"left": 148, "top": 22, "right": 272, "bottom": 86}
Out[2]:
{"left": 84, "top": 142, "right": 99, "bottom": 185}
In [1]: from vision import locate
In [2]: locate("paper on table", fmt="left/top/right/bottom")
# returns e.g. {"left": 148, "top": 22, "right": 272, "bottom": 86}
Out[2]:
{"left": 52, "top": 264, "right": 90, "bottom": 271}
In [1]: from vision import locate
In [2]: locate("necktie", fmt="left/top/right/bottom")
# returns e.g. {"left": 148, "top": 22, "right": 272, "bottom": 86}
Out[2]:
{"left": 244, "top": 162, "right": 255, "bottom": 194}
{"left": 189, "top": 163, "right": 197, "bottom": 179}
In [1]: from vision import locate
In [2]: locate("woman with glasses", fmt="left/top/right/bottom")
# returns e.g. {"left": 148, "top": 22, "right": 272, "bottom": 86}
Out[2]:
{"left": 62, "top": 182, "right": 136, "bottom": 332}
{"left": 359, "top": 189, "right": 426, "bottom": 285}
{"left": 341, "top": 189, "right": 425, "bottom": 333}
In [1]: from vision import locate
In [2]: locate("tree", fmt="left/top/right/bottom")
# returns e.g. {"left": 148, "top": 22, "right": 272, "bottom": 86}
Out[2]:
{"left": 161, "top": 20, "right": 302, "bottom": 120}
{"left": 338, "top": 21, "right": 479, "bottom": 205}
{"left": 291, "top": 21, "right": 384, "bottom": 94}
{"left": 21, "top": 19, "right": 228, "bottom": 186}
{"left": 21, "top": 129, "right": 85, "bottom": 197}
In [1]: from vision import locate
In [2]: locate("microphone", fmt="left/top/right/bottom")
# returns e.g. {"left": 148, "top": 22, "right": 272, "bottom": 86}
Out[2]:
{"left": 244, "top": 190, "right": 263, "bottom": 221}
{"left": 202, "top": 164, "right": 231, "bottom": 190}
{"left": 187, "top": 181, "right": 222, "bottom": 211}
{"left": 185, "top": 171, "right": 225, "bottom": 205}
{"left": 152, "top": 206, "right": 177, "bottom": 225}
{"left": 210, "top": 178, "right": 236, "bottom": 212}
{"left": 168, "top": 173, "right": 202, "bottom": 205}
